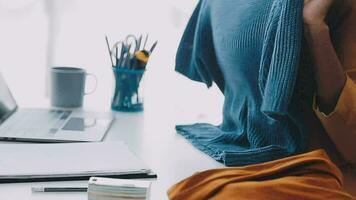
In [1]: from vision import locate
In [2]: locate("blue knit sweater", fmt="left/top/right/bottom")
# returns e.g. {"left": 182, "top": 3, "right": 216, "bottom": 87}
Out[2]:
{"left": 175, "top": 0, "right": 313, "bottom": 166}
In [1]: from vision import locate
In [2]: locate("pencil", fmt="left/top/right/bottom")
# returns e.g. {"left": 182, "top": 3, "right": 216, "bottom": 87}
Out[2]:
{"left": 149, "top": 40, "right": 158, "bottom": 55}
{"left": 115, "top": 46, "right": 119, "bottom": 68}
{"left": 143, "top": 34, "right": 149, "bottom": 50}
{"left": 105, "top": 35, "right": 115, "bottom": 67}
{"left": 32, "top": 187, "right": 87, "bottom": 193}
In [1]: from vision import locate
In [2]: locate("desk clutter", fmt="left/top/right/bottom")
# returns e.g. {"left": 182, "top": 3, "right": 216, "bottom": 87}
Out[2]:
{"left": 105, "top": 34, "right": 158, "bottom": 112}
{"left": 88, "top": 177, "right": 151, "bottom": 200}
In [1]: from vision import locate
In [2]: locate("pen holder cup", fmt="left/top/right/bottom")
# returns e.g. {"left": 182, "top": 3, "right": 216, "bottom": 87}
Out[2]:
{"left": 111, "top": 68, "right": 145, "bottom": 112}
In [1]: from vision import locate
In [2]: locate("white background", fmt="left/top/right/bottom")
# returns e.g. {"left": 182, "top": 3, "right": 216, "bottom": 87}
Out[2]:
{"left": 0, "top": 0, "right": 223, "bottom": 118}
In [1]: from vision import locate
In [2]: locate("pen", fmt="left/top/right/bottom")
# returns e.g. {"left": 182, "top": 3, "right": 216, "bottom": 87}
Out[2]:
{"left": 31, "top": 187, "right": 88, "bottom": 193}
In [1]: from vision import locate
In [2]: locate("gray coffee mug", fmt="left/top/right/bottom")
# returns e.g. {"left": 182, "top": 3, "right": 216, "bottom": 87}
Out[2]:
{"left": 50, "top": 67, "right": 97, "bottom": 108}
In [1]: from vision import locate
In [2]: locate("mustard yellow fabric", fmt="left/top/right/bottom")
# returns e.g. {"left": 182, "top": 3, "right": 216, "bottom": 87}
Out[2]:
{"left": 312, "top": 70, "right": 356, "bottom": 164}
{"left": 168, "top": 150, "right": 355, "bottom": 200}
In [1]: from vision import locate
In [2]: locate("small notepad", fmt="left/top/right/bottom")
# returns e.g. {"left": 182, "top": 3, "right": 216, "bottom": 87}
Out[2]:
{"left": 88, "top": 177, "right": 151, "bottom": 200}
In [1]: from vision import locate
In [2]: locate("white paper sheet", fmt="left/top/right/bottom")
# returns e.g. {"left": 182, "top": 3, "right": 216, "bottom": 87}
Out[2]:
{"left": 0, "top": 142, "right": 150, "bottom": 179}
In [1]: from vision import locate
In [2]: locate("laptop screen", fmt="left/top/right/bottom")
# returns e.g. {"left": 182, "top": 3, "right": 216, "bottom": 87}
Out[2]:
{"left": 0, "top": 73, "right": 17, "bottom": 123}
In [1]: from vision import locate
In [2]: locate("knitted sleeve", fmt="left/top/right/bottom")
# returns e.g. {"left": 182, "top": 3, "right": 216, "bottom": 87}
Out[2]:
{"left": 259, "top": 0, "right": 304, "bottom": 118}
{"left": 175, "top": 0, "right": 213, "bottom": 87}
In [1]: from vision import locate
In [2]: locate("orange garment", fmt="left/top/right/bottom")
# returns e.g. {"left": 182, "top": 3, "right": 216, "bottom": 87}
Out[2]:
{"left": 310, "top": 69, "right": 356, "bottom": 196}
{"left": 168, "top": 150, "right": 355, "bottom": 200}
{"left": 308, "top": 1, "right": 356, "bottom": 164}
{"left": 311, "top": 69, "right": 356, "bottom": 164}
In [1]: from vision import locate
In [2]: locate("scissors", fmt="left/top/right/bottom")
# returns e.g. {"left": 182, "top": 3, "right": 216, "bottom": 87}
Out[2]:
{"left": 111, "top": 41, "right": 131, "bottom": 68}
{"left": 125, "top": 34, "right": 143, "bottom": 54}
{"left": 111, "top": 34, "right": 148, "bottom": 68}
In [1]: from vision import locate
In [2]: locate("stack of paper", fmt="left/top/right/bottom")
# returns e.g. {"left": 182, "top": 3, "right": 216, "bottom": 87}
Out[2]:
{"left": 88, "top": 177, "right": 151, "bottom": 200}
{"left": 0, "top": 142, "right": 155, "bottom": 182}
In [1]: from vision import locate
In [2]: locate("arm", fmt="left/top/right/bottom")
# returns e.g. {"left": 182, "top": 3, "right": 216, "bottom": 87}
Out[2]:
{"left": 304, "top": 25, "right": 346, "bottom": 114}
{"left": 303, "top": 0, "right": 347, "bottom": 113}
{"left": 304, "top": 0, "right": 356, "bottom": 163}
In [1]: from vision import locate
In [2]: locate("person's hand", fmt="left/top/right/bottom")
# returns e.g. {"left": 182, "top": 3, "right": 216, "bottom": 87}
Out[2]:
{"left": 303, "top": 0, "right": 334, "bottom": 27}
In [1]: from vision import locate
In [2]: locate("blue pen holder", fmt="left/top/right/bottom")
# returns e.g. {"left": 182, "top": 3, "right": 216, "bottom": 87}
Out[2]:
{"left": 111, "top": 68, "right": 145, "bottom": 112}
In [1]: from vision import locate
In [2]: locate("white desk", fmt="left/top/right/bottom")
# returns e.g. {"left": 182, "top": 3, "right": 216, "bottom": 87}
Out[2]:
{"left": 0, "top": 113, "right": 223, "bottom": 199}
{"left": 0, "top": 62, "right": 225, "bottom": 199}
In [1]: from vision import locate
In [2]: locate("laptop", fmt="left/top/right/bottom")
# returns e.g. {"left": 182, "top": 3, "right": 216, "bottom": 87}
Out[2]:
{"left": 0, "top": 73, "right": 114, "bottom": 142}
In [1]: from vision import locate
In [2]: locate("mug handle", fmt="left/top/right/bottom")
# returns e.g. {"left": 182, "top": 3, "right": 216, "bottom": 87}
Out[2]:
{"left": 85, "top": 73, "right": 98, "bottom": 95}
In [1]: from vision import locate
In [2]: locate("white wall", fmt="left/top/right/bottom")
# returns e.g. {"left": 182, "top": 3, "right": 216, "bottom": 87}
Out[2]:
{"left": 0, "top": 0, "right": 223, "bottom": 124}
